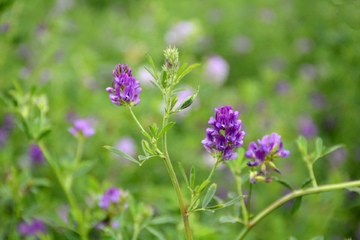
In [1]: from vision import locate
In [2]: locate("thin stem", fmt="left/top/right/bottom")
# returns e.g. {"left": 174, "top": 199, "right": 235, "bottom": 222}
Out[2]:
{"left": 236, "top": 180, "right": 360, "bottom": 240}
{"left": 161, "top": 91, "right": 193, "bottom": 240}
{"left": 307, "top": 163, "right": 318, "bottom": 187}
{"left": 131, "top": 223, "right": 140, "bottom": 240}
{"left": 129, "top": 108, "right": 146, "bottom": 133}
{"left": 74, "top": 137, "right": 85, "bottom": 166}
{"left": 247, "top": 182, "right": 253, "bottom": 223}
{"left": 235, "top": 174, "right": 249, "bottom": 226}
{"left": 121, "top": 212, "right": 128, "bottom": 240}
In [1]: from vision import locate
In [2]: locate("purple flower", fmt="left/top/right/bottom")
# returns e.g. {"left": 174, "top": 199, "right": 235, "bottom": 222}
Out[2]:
{"left": 0, "top": 114, "right": 14, "bottom": 148}
{"left": 202, "top": 106, "right": 245, "bottom": 161}
{"left": 28, "top": 144, "right": 46, "bottom": 164}
{"left": 298, "top": 115, "right": 318, "bottom": 138}
{"left": 98, "top": 187, "right": 121, "bottom": 210}
{"left": 275, "top": 81, "right": 290, "bottom": 95}
{"left": 245, "top": 132, "right": 290, "bottom": 183}
{"left": 18, "top": 219, "right": 46, "bottom": 237}
{"left": 68, "top": 119, "right": 95, "bottom": 138}
{"left": 115, "top": 136, "right": 137, "bottom": 160}
{"left": 107, "top": 63, "right": 142, "bottom": 107}
{"left": 204, "top": 55, "right": 230, "bottom": 85}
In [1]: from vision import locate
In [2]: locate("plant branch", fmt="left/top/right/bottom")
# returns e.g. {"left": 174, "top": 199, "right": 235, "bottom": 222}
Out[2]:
{"left": 236, "top": 180, "right": 360, "bottom": 240}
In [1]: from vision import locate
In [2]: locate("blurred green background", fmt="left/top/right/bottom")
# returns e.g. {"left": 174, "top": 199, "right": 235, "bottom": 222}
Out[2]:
{"left": 1, "top": 0, "right": 360, "bottom": 239}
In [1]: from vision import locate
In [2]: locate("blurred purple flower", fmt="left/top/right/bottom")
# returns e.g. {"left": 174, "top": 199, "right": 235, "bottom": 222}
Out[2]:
{"left": 98, "top": 187, "right": 121, "bottom": 210}
{"left": 299, "top": 63, "right": 317, "bottom": 81}
{"left": 275, "top": 80, "right": 290, "bottom": 95}
{"left": 294, "top": 37, "right": 314, "bottom": 54}
{"left": 232, "top": 36, "right": 253, "bottom": 54}
{"left": 136, "top": 67, "right": 154, "bottom": 86}
{"left": 329, "top": 148, "right": 347, "bottom": 167}
{"left": 310, "top": 91, "right": 326, "bottom": 109}
{"left": 18, "top": 219, "right": 46, "bottom": 237}
{"left": 0, "top": 114, "right": 14, "bottom": 148}
{"left": 115, "top": 136, "right": 137, "bottom": 159}
{"left": 259, "top": 8, "right": 276, "bottom": 24}
{"left": 1, "top": 22, "right": 10, "bottom": 33}
{"left": 298, "top": 115, "right": 318, "bottom": 138}
{"left": 28, "top": 144, "right": 46, "bottom": 164}
{"left": 106, "top": 63, "right": 142, "bottom": 107}
{"left": 204, "top": 55, "right": 229, "bottom": 85}
{"left": 206, "top": 8, "right": 223, "bottom": 25}
{"left": 65, "top": 111, "right": 78, "bottom": 123}
{"left": 165, "top": 21, "right": 196, "bottom": 46}
{"left": 68, "top": 119, "right": 95, "bottom": 138}
{"left": 268, "top": 57, "right": 286, "bottom": 72}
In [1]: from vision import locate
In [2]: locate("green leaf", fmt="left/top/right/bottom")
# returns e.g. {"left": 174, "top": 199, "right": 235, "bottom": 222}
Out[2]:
{"left": 321, "top": 144, "right": 345, "bottom": 156}
{"left": 219, "top": 216, "right": 238, "bottom": 224}
{"left": 206, "top": 204, "right": 225, "bottom": 210}
{"left": 272, "top": 177, "right": 295, "bottom": 191}
{"left": 160, "top": 70, "right": 167, "bottom": 86}
{"left": 190, "top": 166, "right": 195, "bottom": 189}
{"left": 150, "top": 80, "right": 163, "bottom": 92}
{"left": 175, "top": 63, "right": 200, "bottom": 84}
{"left": 301, "top": 178, "right": 313, "bottom": 189}
{"left": 141, "top": 139, "right": 152, "bottom": 156}
{"left": 145, "top": 53, "right": 159, "bottom": 79}
{"left": 32, "top": 178, "right": 51, "bottom": 187}
{"left": 174, "top": 86, "right": 199, "bottom": 112}
{"left": 199, "top": 180, "right": 210, "bottom": 192}
{"left": 175, "top": 63, "right": 188, "bottom": 80}
{"left": 345, "top": 187, "right": 360, "bottom": 194}
{"left": 172, "top": 87, "right": 189, "bottom": 95}
{"left": 315, "top": 137, "right": 323, "bottom": 158}
{"left": 291, "top": 197, "right": 302, "bottom": 215}
{"left": 103, "top": 146, "right": 140, "bottom": 164}
{"left": 170, "top": 95, "right": 178, "bottom": 111}
{"left": 202, "top": 183, "right": 217, "bottom": 208}
{"left": 157, "top": 122, "right": 175, "bottom": 138}
{"left": 146, "top": 226, "right": 166, "bottom": 240}
{"left": 224, "top": 196, "right": 246, "bottom": 207}
{"left": 74, "top": 160, "right": 97, "bottom": 178}
{"left": 36, "top": 128, "right": 51, "bottom": 141}
{"left": 234, "top": 148, "right": 245, "bottom": 169}
{"left": 141, "top": 130, "right": 152, "bottom": 141}
{"left": 178, "top": 162, "right": 189, "bottom": 187}
{"left": 149, "top": 216, "right": 177, "bottom": 225}
{"left": 296, "top": 135, "right": 308, "bottom": 157}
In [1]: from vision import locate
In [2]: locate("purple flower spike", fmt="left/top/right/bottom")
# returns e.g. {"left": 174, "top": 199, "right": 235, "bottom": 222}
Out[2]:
{"left": 107, "top": 63, "right": 142, "bottom": 107}
{"left": 28, "top": 144, "right": 45, "bottom": 164}
{"left": 68, "top": 119, "right": 95, "bottom": 138}
{"left": 245, "top": 132, "right": 290, "bottom": 183}
{"left": 202, "top": 105, "right": 245, "bottom": 161}
{"left": 18, "top": 219, "right": 46, "bottom": 237}
{"left": 98, "top": 187, "right": 121, "bottom": 210}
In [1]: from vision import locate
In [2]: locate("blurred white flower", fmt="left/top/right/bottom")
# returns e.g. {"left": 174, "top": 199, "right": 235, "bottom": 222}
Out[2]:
{"left": 232, "top": 36, "right": 253, "bottom": 54}
{"left": 259, "top": 8, "right": 276, "bottom": 24}
{"left": 294, "top": 37, "right": 314, "bottom": 54}
{"left": 136, "top": 67, "right": 154, "bottom": 87}
{"left": 165, "top": 21, "right": 196, "bottom": 46}
{"left": 299, "top": 63, "right": 317, "bottom": 81}
{"left": 115, "top": 136, "right": 137, "bottom": 161}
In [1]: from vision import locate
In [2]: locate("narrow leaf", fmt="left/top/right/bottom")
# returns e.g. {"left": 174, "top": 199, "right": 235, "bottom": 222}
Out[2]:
{"left": 36, "top": 128, "right": 51, "bottom": 141}
{"left": 176, "top": 63, "right": 188, "bottom": 79}
{"left": 178, "top": 162, "right": 189, "bottom": 187}
{"left": 141, "top": 140, "right": 150, "bottom": 157}
{"left": 199, "top": 180, "right": 210, "bottom": 192}
{"left": 296, "top": 135, "right": 308, "bottom": 157}
{"left": 321, "top": 144, "right": 345, "bottom": 156}
{"left": 291, "top": 197, "right": 302, "bottom": 215}
{"left": 345, "top": 187, "right": 360, "bottom": 194}
{"left": 202, "top": 183, "right": 217, "bottom": 208}
{"left": 176, "top": 63, "right": 200, "bottom": 83}
{"left": 174, "top": 86, "right": 199, "bottom": 112}
{"left": 160, "top": 70, "right": 167, "bottom": 86}
{"left": 141, "top": 130, "right": 152, "bottom": 141}
{"left": 301, "top": 178, "right": 313, "bottom": 189}
{"left": 157, "top": 122, "right": 175, "bottom": 138}
{"left": 315, "top": 137, "right": 323, "bottom": 157}
{"left": 206, "top": 204, "right": 225, "bottom": 210}
{"left": 272, "top": 177, "right": 295, "bottom": 191}
{"left": 190, "top": 166, "right": 195, "bottom": 189}
{"left": 149, "top": 216, "right": 177, "bottom": 225}
{"left": 172, "top": 87, "right": 189, "bottom": 95}
{"left": 144, "top": 66, "right": 157, "bottom": 81}
{"left": 145, "top": 53, "right": 159, "bottom": 80}
{"left": 103, "top": 146, "right": 140, "bottom": 164}
{"left": 150, "top": 80, "right": 163, "bottom": 92}
{"left": 219, "top": 216, "right": 238, "bottom": 224}
{"left": 224, "top": 196, "right": 246, "bottom": 207}
{"left": 146, "top": 226, "right": 166, "bottom": 240}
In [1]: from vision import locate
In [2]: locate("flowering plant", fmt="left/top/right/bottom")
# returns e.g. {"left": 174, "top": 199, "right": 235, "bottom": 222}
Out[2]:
{"left": 0, "top": 46, "right": 359, "bottom": 240}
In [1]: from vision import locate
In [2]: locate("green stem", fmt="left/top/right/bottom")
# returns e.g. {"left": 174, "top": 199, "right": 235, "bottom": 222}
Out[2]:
{"left": 74, "top": 137, "right": 85, "bottom": 166}
{"left": 121, "top": 212, "right": 128, "bottom": 240}
{"left": 307, "top": 163, "right": 318, "bottom": 187}
{"left": 38, "top": 142, "right": 87, "bottom": 240}
{"left": 129, "top": 108, "right": 146, "bottom": 133}
{"left": 247, "top": 182, "right": 253, "bottom": 223}
{"left": 235, "top": 174, "right": 249, "bottom": 226}
{"left": 236, "top": 180, "right": 360, "bottom": 240}
{"left": 131, "top": 223, "right": 140, "bottom": 240}
{"left": 161, "top": 91, "right": 193, "bottom": 240}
